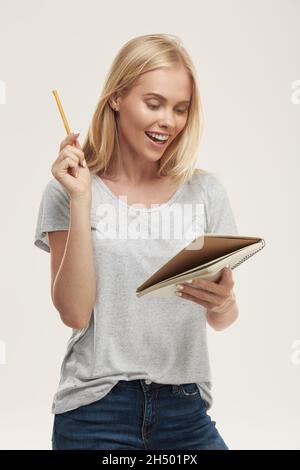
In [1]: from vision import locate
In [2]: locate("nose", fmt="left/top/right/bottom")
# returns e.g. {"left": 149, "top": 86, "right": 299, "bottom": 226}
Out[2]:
{"left": 158, "top": 109, "right": 176, "bottom": 134}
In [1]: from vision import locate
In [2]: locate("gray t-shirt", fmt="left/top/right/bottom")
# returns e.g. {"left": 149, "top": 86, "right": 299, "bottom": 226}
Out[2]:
{"left": 34, "top": 170, "right": 238, "bottom": 414}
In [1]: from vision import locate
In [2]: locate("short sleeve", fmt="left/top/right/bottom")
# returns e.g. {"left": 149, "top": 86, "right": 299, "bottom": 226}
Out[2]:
{"left": 34, "top": 178, "right": 71, "bottom": 253}
{"left": 203, "top": 173, "right": 238, "bottom": 235}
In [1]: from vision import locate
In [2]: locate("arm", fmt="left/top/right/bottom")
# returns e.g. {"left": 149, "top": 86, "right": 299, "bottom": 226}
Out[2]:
{"left": 203, "top": 175, "right": 239, "bottom": 331}
{"left": 51, "top": 195, "right": 96, "bottom": 330}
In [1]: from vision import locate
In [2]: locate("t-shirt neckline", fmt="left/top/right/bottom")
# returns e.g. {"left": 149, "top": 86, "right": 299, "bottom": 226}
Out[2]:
{"left": 93, "top": 174, "right": 187, "bottom": 212}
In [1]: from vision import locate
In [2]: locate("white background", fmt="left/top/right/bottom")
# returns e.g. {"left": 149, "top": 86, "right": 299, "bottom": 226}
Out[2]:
{"left": 0, "top": 0, "right": 299, "bottom": 449}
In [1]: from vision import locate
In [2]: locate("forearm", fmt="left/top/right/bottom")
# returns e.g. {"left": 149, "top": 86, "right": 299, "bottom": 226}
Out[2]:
{"left": 206, "top": 293, "right": 239, "bottom": 331}
{"left": 53, "top": 196, "right": 96, "bottom": 329}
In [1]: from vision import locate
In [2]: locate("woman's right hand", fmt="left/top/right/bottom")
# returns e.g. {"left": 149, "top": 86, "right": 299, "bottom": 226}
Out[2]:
{"left": 51, "top": 132, "right": 92, "bottom": 200}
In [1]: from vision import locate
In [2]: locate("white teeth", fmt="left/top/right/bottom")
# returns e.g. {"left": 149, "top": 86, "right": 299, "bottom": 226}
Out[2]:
{"left": 147, "top": 132, "right": 169, "bottom": 141}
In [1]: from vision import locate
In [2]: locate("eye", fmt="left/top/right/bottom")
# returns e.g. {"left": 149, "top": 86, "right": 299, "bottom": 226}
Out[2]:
{"left": 146, "top": 103, "right": 188, "bottom": 114}
{"left": 176, "top": 108, "right": 188, "bottom": 114}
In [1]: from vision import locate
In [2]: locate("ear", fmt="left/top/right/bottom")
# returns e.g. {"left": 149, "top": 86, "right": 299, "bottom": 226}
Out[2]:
{"left": 108, "top": 92, "right": 120, "bottom": 111}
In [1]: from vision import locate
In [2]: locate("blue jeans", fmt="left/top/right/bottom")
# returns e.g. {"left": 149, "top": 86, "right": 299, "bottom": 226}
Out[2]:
{"left": 52, "top": 380, "right": 229, "bottom": 450}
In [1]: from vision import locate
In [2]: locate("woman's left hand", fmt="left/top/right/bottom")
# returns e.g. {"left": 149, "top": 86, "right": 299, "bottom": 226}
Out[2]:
{"left": 175, "top": 266, "right": 236, "bottom": 314}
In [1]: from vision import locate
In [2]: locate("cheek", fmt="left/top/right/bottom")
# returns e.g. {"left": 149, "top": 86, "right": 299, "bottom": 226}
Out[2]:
{"left": 127, "top": 107, "right": 150, "bottom": 133}
{"left": 176, "top": 120, "right": 188, "bottom": 137}
{"left": 137, "top": 106, "right": 154, "bottom": 126}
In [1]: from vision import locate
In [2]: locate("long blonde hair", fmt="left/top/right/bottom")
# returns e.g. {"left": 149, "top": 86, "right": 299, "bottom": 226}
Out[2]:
{"left": 82, "top": 33, "right": 207, "bottom": 187}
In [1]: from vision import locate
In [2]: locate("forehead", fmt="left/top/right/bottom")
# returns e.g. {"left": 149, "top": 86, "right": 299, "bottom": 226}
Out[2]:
{"left": 132, "top": 66, "right": 192, "bottom": 100}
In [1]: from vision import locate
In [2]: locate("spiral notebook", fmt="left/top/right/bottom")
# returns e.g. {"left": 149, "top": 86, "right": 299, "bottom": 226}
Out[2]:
{"left": 136, "top": 234, "right": 266, "bottom": 299}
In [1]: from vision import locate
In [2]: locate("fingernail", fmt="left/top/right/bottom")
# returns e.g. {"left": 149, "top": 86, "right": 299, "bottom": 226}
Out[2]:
{"left": 176, "top": 284, "right": 184, "bottom": 291}
{"left": 186, "top": 279, "right": 193, "bottom": 283}
{"left": 74, "top": 131, "right": 80, "bottom": 136}
{"left": 82, "top": 159, "right": 86, "bottom": 167}
{"left": 175, "top": 291, "right": 182, "bottom": 297}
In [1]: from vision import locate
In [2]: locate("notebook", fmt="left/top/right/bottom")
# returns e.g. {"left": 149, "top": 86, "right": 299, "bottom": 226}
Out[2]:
{"left": 136, "top": 234, "right": 266, "bottom": 299}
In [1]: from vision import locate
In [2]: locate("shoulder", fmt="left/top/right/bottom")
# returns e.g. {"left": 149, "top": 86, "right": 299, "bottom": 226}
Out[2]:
{"left": 42, "top": 177, "right": 70, "bottom": 200}
{"left": 192, "top": 169, "right": 238, "bottom": 234}
{"left": 44, "top": 177, "right": 68, "bottom": 192}
{"left": 191, "top": 168, "right": 228, "bottom": 198}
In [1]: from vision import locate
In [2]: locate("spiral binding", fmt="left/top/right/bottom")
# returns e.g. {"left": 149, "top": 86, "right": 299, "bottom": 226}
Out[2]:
{"left": 230, "top": 239, "right": 266, "bottom": 270}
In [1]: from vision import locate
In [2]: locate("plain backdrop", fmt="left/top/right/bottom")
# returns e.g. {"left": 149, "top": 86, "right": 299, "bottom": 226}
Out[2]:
{"left": 0, "top": 0, "right": 299, "bottom": 450}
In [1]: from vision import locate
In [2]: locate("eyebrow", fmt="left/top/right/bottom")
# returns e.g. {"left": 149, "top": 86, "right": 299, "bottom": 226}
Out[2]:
{"left": 142, "top": 93, "right": 191, "bottom": 105}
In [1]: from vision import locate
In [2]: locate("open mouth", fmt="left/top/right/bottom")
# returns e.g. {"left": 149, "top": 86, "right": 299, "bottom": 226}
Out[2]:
{"left": 145, "top": 131, "right": 169, "bottom": 146}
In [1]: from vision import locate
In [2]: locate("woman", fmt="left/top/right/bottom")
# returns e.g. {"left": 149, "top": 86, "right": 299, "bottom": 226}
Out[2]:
{"left": 34, "top": 33, "right": 239, "bottom": 450}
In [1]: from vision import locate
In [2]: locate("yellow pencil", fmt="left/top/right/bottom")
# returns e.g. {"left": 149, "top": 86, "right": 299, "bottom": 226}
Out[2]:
{"left": 52, "top": 90, "right": 71, "bottom": 135}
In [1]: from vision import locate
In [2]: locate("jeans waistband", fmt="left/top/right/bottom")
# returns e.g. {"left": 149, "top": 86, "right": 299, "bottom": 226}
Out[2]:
{"left": 117, "top": 379, "right": 179, "bottom": 392}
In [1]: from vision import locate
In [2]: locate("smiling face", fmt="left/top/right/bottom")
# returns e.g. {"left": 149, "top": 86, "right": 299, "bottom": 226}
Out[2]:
{"left": 109, "top": 64, "right": 192, "bottom": 167}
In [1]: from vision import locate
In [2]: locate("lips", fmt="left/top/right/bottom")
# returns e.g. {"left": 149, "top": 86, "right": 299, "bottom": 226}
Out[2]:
{"left": 145, "top": 131, "right": 169, "bottom": 144}
{"left": 146, "top": 131, "right": 170, "bottom": 137}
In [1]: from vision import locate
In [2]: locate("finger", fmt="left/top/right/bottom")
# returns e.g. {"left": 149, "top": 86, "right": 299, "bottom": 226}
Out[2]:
{"left": 65, "top": 144, "right": 84, "bottom": 161}
{"left": 60, "top": 149, "right": 80, "bottom": 165}
{"left": 182, "top": 277, "right": 225, "bottom": 296}
{"left": 59, "top": 132, "right": 80, "bottom": 151}
{"left": 64, "top": 153, "right": 80, "bottom": 178}
{"left": 67, "top": 142, "right": 85, "bottom": 166}
{"left": 73, "top": 137, "right": 82, "bottom": 149}
{"left": 60, "top": 132, "right": 79, "bottom": 150}
{"left": 73, "top": 141, "right": 86, "bottom": 167}
{"left": 176, "top": 291, "right": 212, "bottom": 309}
{"left": 182, "top": 267, "right": 234, "bottom": 295}
{"left": 62, "top": 157, "right": 79, "bottom": 177}
{"left": 179, "top": 285, "right": 224, "bottom": 305}
{"left": 220, "top": 266, "right": 234, "bottom": 288}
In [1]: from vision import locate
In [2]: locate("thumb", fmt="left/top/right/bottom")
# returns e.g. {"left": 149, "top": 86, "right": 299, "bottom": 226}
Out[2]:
{"left": 71, "top": 132, "right": 82, "bottom": 149}
{"left": 221, "top": 265, "right": 232, "bottom": 282}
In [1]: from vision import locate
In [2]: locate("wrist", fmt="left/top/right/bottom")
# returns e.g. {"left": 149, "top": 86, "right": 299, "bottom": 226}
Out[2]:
{"left": 70, "top": 193, "right": 92, "bottom": 205}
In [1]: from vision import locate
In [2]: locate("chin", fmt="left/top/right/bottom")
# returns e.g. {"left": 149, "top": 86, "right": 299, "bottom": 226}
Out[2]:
{"left": 146, "top": 154, "right": 162, "bottom": 162}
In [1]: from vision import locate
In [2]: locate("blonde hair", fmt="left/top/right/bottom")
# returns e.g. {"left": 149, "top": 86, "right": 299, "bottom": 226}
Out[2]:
{"left": 82, "top": 33, "right": 208, "bottom": 188}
